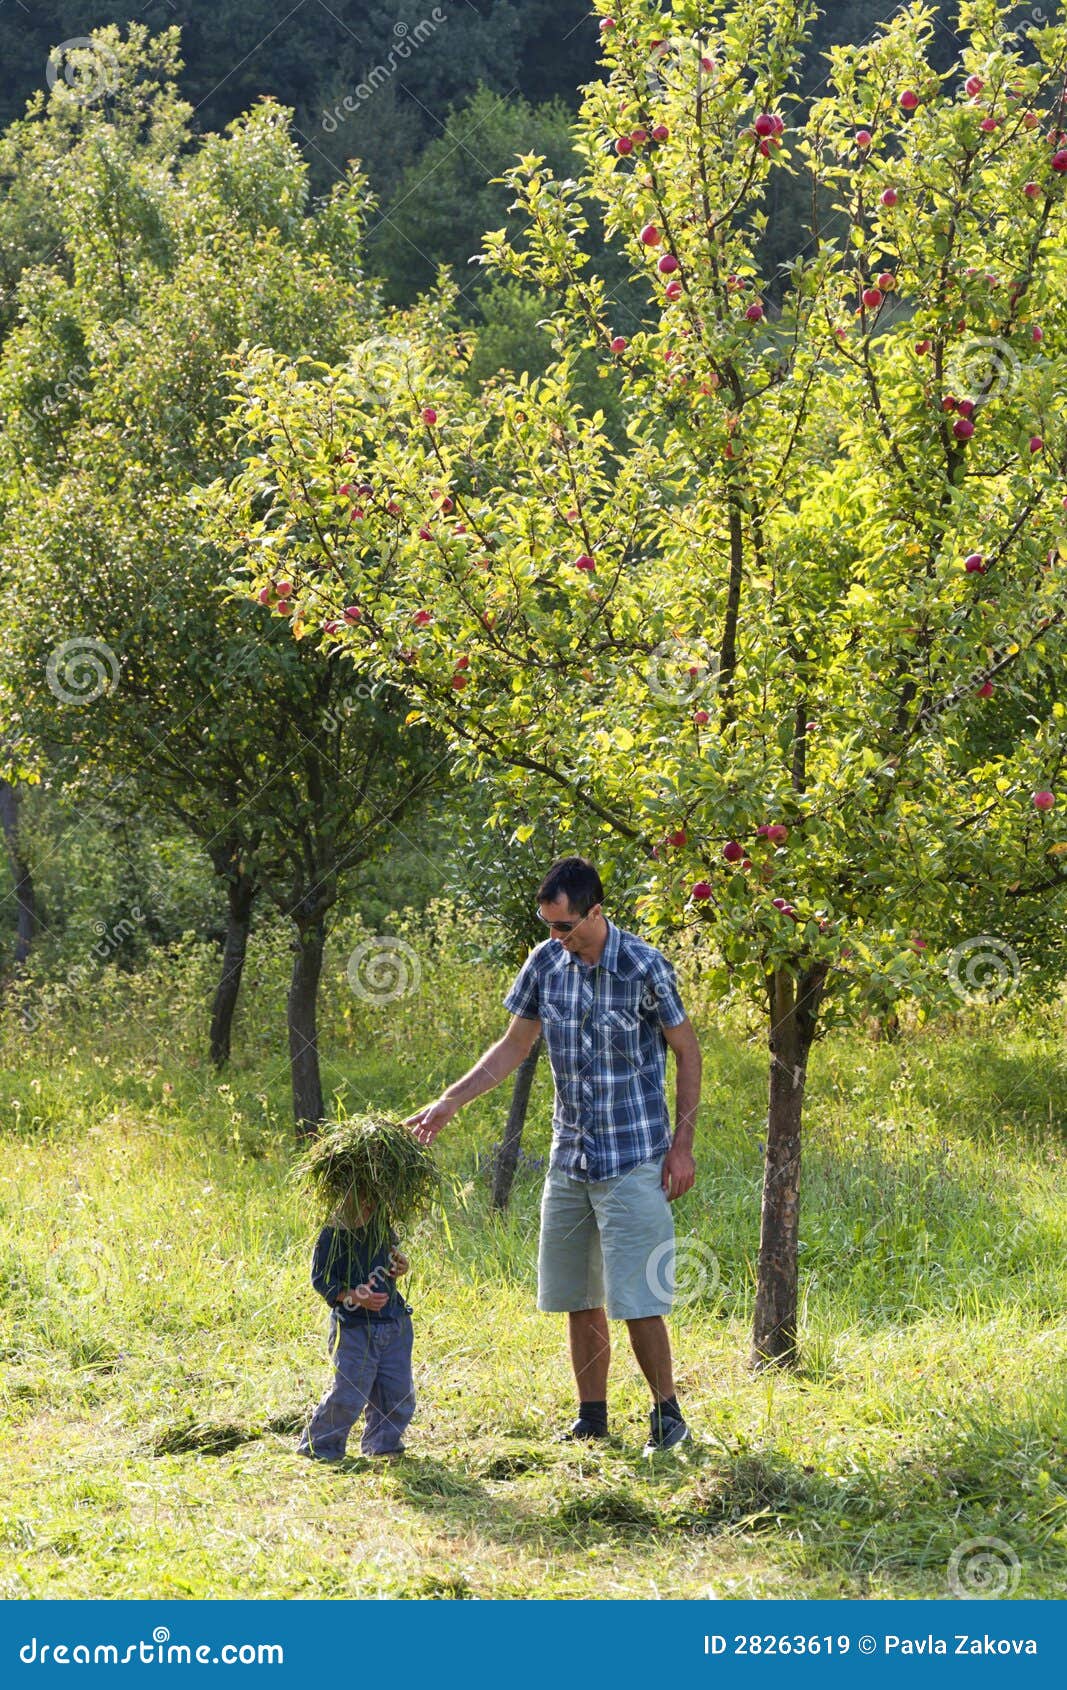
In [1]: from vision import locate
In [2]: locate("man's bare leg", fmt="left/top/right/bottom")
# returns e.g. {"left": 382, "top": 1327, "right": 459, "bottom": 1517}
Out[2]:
{"left": 568, "top": 1306, "right": 611, "bottom": 1400}
{"left": 625, "top": 1315, "right": 675, "bottom": 1401}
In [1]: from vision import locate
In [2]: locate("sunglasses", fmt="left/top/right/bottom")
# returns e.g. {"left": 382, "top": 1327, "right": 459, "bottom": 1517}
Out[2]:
{"left": 537, "top": 907, "right": 596, "bottom": 935}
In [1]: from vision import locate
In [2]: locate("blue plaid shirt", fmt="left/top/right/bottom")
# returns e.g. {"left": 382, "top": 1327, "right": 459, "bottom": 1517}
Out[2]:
{"left": 503, "top": 921, "right": 689, "bottom": 1182}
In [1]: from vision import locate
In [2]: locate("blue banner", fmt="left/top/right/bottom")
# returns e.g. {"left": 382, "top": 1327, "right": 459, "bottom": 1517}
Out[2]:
{"left": 3, "top": 1601, "right": 1063, "bottom": 1686}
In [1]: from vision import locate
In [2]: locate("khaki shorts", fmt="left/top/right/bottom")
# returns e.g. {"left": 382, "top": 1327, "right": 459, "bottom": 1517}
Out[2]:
{"left": 537, "top": 1155, "right": 675, "bottom": 1320}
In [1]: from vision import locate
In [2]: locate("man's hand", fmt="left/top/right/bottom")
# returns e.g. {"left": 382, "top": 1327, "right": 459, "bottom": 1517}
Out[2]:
{"left": 340, "top": 1284, "right": 389, "bottom": 1312}
{"left": 387, "top": 1249, "right": 409, "bottom": 1277}
{"left": 662, "top": 1140, "right": 695, "bottom": 1202}
{"left": 404, "top": 1096, "right": 458, "bottom": 1145}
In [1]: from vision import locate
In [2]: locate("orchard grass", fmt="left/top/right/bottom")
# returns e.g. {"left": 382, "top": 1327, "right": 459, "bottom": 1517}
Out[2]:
{"left": 0, "top": 972, "right": 1065, "bottom": 1599}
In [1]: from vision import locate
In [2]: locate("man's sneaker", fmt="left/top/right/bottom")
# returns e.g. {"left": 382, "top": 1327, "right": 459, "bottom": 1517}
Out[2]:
{"left": 643, "top": 1407, "right": 691, "bottom": 1455}
{"left": 559, "top": 1416, "right": 609, "bottom": 1442}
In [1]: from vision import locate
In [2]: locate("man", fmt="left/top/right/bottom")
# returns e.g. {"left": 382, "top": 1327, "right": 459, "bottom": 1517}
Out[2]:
{"left": 406, "top": 855, "right": 701, "bottom": 1453}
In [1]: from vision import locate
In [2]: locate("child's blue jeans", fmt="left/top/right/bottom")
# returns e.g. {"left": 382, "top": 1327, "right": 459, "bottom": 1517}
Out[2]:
{"left": 298, "top": 1310, "right": 415, "bottom": 1460}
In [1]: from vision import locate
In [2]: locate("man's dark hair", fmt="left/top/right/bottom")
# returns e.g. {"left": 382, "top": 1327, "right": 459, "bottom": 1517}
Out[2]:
{"left": 537, "top": 856, "right": 604, "bottom": 916}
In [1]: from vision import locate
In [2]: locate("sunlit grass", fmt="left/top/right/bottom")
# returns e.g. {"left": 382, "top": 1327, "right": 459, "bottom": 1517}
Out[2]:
{"left": 0, "top": 958, "right": 1064, "bottom": 1598}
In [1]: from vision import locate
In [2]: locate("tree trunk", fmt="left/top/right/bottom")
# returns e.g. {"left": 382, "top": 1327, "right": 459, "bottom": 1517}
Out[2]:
{"left": 209, "top": 871, "right": 256, "bottom": 1067}
{"left": 491, "top": 1034, "right": 542, "bottom": 1211}
{"left": 750, "top": 963, "right": 828, "bottom": 1371}
{"left": 289, "top": 918, "right": 326, "bottom": 1138}
{"left": 0, "top": 779, "right": 38, "bottom": 970}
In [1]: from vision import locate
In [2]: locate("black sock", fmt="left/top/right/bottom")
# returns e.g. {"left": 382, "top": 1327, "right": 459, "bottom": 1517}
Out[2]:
{"left": 578, "top": 1399, "right": 608, "bottom": 1430}
{"left": 654, "top": 1393, "right": 682, "bottom": 1422}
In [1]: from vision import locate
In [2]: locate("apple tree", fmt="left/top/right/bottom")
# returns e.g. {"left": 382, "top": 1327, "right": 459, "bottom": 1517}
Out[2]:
{"left": 206, "top": 0, "right": 1067, "bottom": 1360}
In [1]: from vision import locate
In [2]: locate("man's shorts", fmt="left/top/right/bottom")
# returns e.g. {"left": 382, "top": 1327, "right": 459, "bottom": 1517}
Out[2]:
{"left": 537, "top": 1155, "right": 675, "bottom": 1320}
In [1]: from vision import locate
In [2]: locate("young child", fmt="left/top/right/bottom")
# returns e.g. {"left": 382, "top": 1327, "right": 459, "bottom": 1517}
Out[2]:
{"left": 298, "top": 1189, "right": 415, "bottom": 1462}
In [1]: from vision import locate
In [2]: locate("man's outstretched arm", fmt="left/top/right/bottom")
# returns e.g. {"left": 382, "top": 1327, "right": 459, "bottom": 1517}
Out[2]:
{"left": 661, "top": 1015, "right": 701, "bottom": 1200}
{"left": 405, "top": 1015, "right": 542, "bottom": 1144}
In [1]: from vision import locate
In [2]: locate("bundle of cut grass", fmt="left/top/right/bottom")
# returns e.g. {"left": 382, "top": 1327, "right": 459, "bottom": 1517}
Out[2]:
{"left": 292, "top": 1110, "right": 440, "bottom": 1245}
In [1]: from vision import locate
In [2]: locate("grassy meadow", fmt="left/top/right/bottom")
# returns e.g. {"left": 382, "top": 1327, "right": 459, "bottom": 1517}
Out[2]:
{"left": 0, "top": 907, "right": 1065, "bottom": 1600}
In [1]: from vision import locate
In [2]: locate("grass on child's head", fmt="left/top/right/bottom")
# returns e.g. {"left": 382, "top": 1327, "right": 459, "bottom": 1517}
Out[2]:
{"left": 291, "top": 1108, "right": 440, "bottom": 1244}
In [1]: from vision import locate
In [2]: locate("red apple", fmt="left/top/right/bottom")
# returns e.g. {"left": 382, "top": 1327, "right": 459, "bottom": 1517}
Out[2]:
{"left": 599, "top": 15, "right": 615, "bottom": 31}
{"left": 1024, "top": 182, "right": 1041, "bottom": 199}
{"left": 900, "top": 89, "right": 919, "bottom": 111}
{"left": 771, "top": 896, "right": 788, "bottom": 910}
{"left": 862, "top": 287, "right": 883, "bottom": 309}
{"left": 257, "top": 586, "right": 272, "bottom": 606}
{"left": 658, "top": 253, "right": 679, "bottom": 274}
{"left": 575, "top": 553, "right": 596, "bottom": 571}
{"left": 693, "top": 709, "right": 710, "bottom": 726}
{"left": 766, "top": 823, "right": 790, "bottom": 844}
{"left": 667, "top": 829, "right": 687, "bottom": 848}
{"left": 745, "top": 301, "right": 765, "bottom": 321}
{"left": 953, "top": 417, "right": 975, "bottom": 440}
{"left": 691, "top": 881, "right": 713, "bottom": 901}
{"left": 665, "top": 280, "right": 682, "bottom": 300}
{"left": 956, "top": 398, "right": 975, "bottom": 419}
{"left": 1029, "top": 435, "right": 1044, "bottom": 453}
{"left": 754, "top": 113, "right": 775, "bottom": 137}
{"left": 451, "top": 674, "right": 468, "bottom": 690}
{"left": 630, "top": 127, "right": 648, "bottom": 145}
{"left": 977, "top": 680, "right": 994, "bottom": 697}
{"left": 386, "top": 500, "right": 402, "bottom": 516}
{"left": 343, "top": 604, "right": 362, "bottom": 622}
{"left": 856, "top": 128, "right": 872, "bottom": 148}
{"left": 412, "top": 609, "right": 433, "bottom": 626}
{"left": 965, "top": 74, "right": 984, "bottom": 97}
{"left": 964, "top": 553, "right": 986, "bottom": 573}
{"left": 275, "top": 581, "right": 292, "bottom": 598}
{"left": 1023, "top": 110, "right": 1039, "bottom": 130}
{"left": 418, "top": 525, "right": 434, "bottom": 541}
{"left": 941, "top": 395, "right": 958, "bottom": 412}
{"left": 421, "top": 407, "right": 437, "bottom": 425}
{"left": 1052, "top": 150, "right": 1067, "bottom": 172}
{"left": 723, "top": 840, "right": 744, "bottom": 862}
{"left": 323, "top": 620, "right": 341, "bottom": 635}
{"left": 877, "top": 272, "right": 896, "bottom": 291}
{"left": 1032, "top": 325, "right": 1044, "bottom": 342}
{"left": 615, "top": 135, "right": 633, "bottom": 155}
{"left": 1033, "top": 789, "right": 1055, "bottom": 811}
{"left": 610, "top": 335, "right": 628, "bottom": 353}
{"left": 651, "top": 124, "right": 669, "bottom": 142}
{"left": 881, "top": 187, "right": 899, "bottom": 207}
{"left": 454, "top": 655, "right": 470, "bottom": 670}
{"left": 980, "top": 117, "right": 998, "bottom": 133}
{"left": 640, "top": 223, "right": 661, "bottom": 246}
{"left": 338, "top": 482, "right": 352, "bottom": 498}
{"left": 914, "top": 338, "right": 931, "bottom": 354}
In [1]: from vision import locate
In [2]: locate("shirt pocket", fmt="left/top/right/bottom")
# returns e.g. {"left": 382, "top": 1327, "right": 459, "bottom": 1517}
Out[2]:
{"left": 595, "top": 989, "right": 645, "bottom": 1070}
{"left": 539, "top": 1000, "right": 577, "bottom": 1073}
